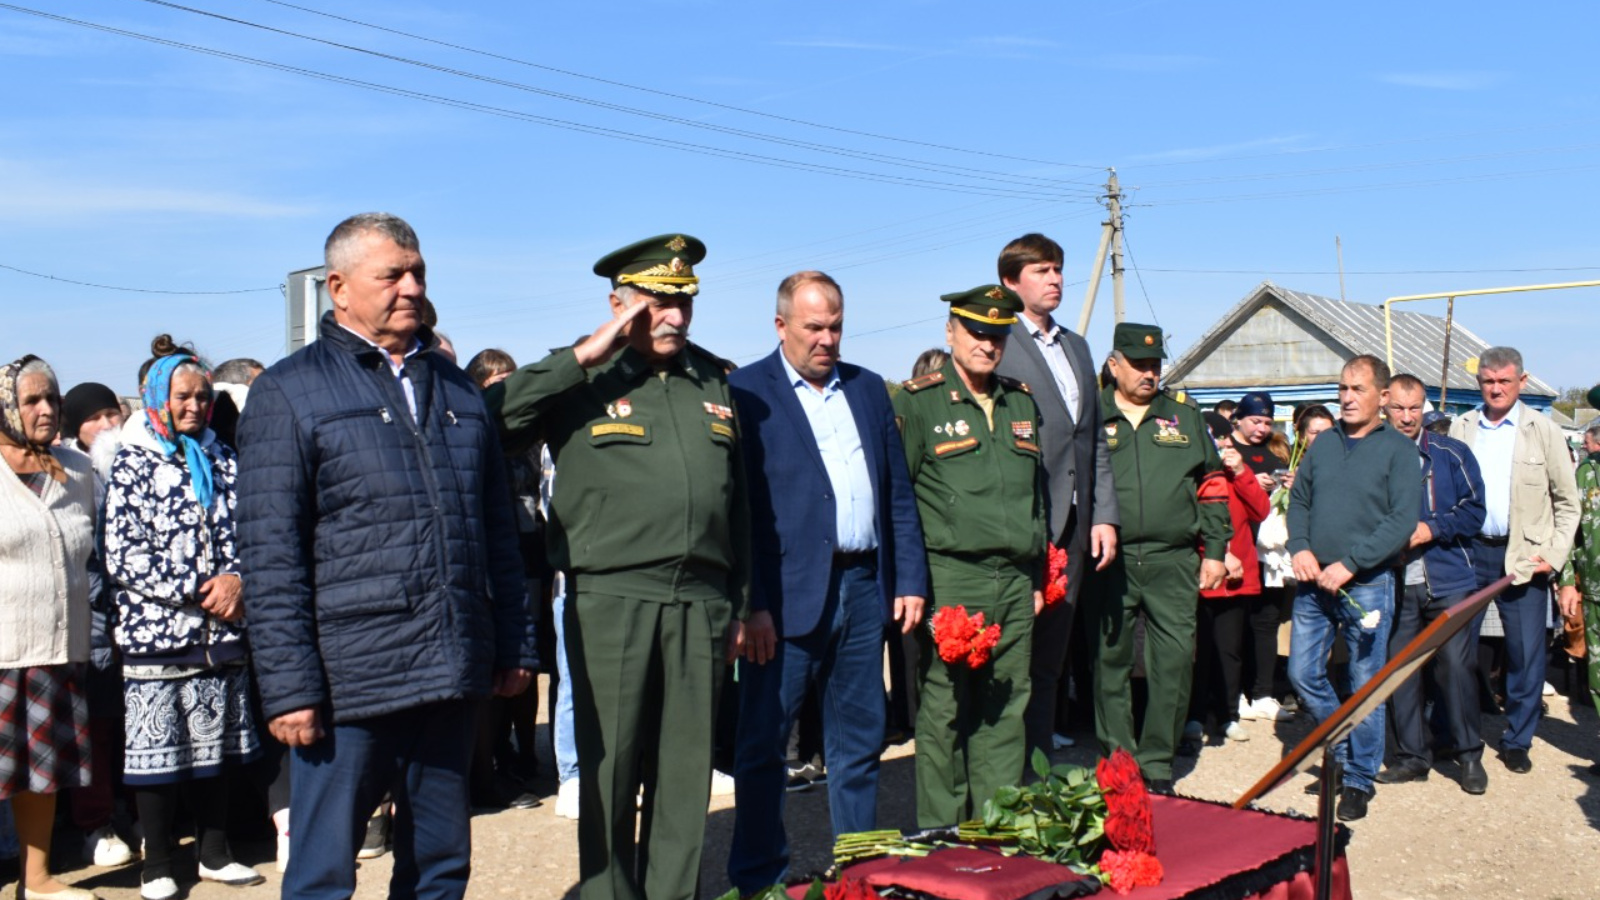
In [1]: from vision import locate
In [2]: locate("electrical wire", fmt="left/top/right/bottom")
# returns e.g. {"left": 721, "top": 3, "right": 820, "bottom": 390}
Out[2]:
{"left": 0, "top": 261, "right": 279, "bottom": 295}
{"left": 0, "top": 4, "right": 1091, "bottom": 201}
{"left": 249, "top": 0, "right": 1106, "bottom": 173}
{"left": 1118, "top": 231, "right": 1161, "bottom": 330}
{"left": 131, "top": 0, "right": 1105, "bottom": 195}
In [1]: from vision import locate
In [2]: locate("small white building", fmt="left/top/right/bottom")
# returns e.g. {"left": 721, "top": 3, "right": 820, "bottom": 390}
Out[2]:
{"left": 1165, "top": 282, "right": 1557, "bottom": 418}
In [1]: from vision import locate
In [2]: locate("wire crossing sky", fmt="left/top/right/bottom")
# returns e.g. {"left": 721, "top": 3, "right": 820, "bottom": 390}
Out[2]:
{"left": 3, "top": 1, "right": 1597, "bottom": 396}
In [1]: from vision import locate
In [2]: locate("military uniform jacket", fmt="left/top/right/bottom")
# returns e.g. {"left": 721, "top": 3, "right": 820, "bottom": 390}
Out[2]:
{"left": 893, "top": 361, "right": 1045, "bottom": 566}
{"left": 490, "top": 345, "right": 751, "bottom": 613}
{"left": 1560, "top": 453, "right": 1600, "bottom": 597}
{"left": 1099, "top": 387, "right": 1230, "bottom": 559}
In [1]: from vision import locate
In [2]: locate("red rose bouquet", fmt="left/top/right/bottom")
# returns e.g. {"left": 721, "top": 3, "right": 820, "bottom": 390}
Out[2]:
{"left": 1094, "top": 749, "right": 1161, "bottom": 893}
{"left": 930, "top": 605, "right": 1002, "bottom": 669}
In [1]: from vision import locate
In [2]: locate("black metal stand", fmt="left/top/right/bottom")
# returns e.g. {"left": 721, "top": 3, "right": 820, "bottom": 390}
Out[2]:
{"left": 1313, "top": 750, "right": 1341, "bottom": 900}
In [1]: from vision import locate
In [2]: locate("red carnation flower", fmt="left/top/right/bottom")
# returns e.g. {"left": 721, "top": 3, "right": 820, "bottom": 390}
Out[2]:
{"left": 1100, "top": 850, "right": 1164, "bottom": 895}
{"left": 967, "top": 621, "right": 1001, "bottom": 669}
{"left": 1043, "top": 543, "right": 1069, "bottom": 607}
{"left": 1096, "top": 749, "right": 1155, "bottom": 854}
{"left": 931, "top": 605, "right": 977, "bottom": 664}
{"left": 824, "top": 878, "right": 878, "bottom": 900}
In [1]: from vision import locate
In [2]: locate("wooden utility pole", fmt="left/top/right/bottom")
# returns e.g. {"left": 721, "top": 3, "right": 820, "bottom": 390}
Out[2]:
{"left": 1076, "top": 169, "right": 1126, "bottom": 333}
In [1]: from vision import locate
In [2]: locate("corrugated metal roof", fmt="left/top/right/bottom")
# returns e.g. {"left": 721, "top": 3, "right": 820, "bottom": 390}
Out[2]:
{"left": 1169, "top": 283, "right": 1556, "bottom": 397}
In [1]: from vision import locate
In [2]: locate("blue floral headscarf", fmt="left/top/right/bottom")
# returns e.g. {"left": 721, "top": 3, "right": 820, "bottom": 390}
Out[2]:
{"left": 141, "top": 354, "right": 216, "bottom": 509}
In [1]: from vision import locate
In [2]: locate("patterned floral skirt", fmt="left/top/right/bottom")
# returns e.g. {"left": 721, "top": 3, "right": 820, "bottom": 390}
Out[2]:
{"left": 122, "top": 663, "right": 260, "bottom": 785}
{"left": 0, "top": 664, "right": 92, "bottom": 799}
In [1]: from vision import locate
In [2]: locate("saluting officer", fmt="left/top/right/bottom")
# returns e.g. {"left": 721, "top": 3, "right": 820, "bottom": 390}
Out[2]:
{"left": 488, "top": 234, "right": 749, "bottom": 900}
{"left": 1085, "top": 323, "right": 1230, "bottom": 793}
{"left": 894, "top": 285, "right": 1046, "bottom": 827}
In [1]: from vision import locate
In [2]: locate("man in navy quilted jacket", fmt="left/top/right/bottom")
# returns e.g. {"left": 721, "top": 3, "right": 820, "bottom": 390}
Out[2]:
{"left": 236, "top": 212, "right": 537, "bottom": 900}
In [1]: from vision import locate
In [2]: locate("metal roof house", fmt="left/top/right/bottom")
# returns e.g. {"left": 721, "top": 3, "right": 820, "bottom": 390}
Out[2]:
{"left": 1165, "top": 282, "right": 1556, "bottom": 417}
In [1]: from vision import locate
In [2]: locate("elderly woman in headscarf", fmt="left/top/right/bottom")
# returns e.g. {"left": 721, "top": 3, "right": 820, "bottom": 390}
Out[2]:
{"left": 0, "top": 355, "right": 100, "bottom": 900}
{"left": 103, "top": 338, "right": 263, "bottom": 900}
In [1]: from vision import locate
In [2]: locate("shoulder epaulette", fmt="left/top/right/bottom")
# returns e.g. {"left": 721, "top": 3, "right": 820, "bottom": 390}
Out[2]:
{"left": 997, "top": 375, "right": 1030, "bottom": 394}
{"left": 903, "top": 370, "right": 945, "bottom": 392}
{"left": 687, "top": 341, "right": 736, "bottom": 375}
{"left": 1164, "top": 388, "right": 1199, "bottom": 409}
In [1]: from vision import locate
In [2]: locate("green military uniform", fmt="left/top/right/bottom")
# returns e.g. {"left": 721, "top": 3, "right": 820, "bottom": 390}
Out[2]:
{"left": 1085, "top": 323, "right": 1230, "bottom": 783}
{"left": 894, "top": 286, "right": 1046, "bottom": 827}
{"left": 1558, "top": 442, "right": 1600, "bottom": 719}
{"left": 489, "top": 234, "right": 749, "bottom": 900}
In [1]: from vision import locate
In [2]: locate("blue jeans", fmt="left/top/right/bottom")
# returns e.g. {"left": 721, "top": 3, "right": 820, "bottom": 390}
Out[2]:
{"left": 1471, "top": 540, "right": 1549, "bottom": 751}
{"left": 551, "top": 572, "right": 578, "bottom": 784}
{"left": 728, "top": 561, "right": 885, "bottom": 894}
{"left": 285, "top": 700, "right": 477, "bottom": 900}
{"left": 1287, "top": 571, "right": 1394, "bottom": 793}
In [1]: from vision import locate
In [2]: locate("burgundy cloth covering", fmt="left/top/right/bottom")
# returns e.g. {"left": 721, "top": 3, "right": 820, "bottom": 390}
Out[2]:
{"left": 790, "top": 794, "right": 1351, "bottom": 900}
{"left": 854, "top": 847, "right": 1098, "bottom": 900}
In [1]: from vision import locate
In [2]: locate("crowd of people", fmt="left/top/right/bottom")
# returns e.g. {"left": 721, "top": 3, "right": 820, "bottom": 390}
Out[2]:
{"left": 1, "top": 214, "right": 1597, "bottom": 900}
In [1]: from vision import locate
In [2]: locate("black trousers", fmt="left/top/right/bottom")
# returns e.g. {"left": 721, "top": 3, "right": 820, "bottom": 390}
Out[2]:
{"left": 1193, "top": 596, "right": 1251, "bottom": 726}
{"left": 1389, "top": 582, "right": 1482, "bottom": 765}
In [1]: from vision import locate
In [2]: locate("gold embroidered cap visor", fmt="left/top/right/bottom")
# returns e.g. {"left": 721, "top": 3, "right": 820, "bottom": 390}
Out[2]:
{"left": 941, "top": 284, "right": 1022, "bottom": 336}
{"left": 593, "top": 233, "right": 707, "bottom": 296}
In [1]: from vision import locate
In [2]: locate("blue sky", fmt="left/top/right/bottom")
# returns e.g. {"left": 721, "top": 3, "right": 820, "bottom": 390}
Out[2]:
{"left": 4, "top": 0, "right": 1598, "bottom": 399}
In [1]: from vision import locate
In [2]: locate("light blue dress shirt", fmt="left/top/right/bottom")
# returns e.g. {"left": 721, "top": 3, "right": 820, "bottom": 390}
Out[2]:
{"left": 1474, "top": 404, "right": 1520, "bottom": 538}
{"left": 1019, "top": 315, "right": 1080, "bottom": 421}
{"left": 780, "top": 353, "right": 878, "bottom": 553}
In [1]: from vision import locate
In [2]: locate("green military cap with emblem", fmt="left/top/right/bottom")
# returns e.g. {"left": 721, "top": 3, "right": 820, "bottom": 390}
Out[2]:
{"left": 1112, "top": 322, "right": 1167, "bottom": 360}
{"left": 593, "top": 233, "right": 706, "bottom": 295}
{"left": 942, "top": 284, "right": 1022, "bottom": 336}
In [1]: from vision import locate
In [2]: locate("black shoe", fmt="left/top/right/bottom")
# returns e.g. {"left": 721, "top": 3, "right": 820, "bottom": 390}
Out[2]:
{"left": 1176, "top": 738, "right": 1201, "bottom": 758}
{"left": 1587, "top": 762, "right": 1600, "bottom": 777}
{"left": 1145, "top": 778, "right": 1174, "bottom": 794}
{"left": 1303, "top": 779, "right": 1322, "bottom": 795}
{"left": 1373, "top": 763, "right": 1429, "bottom": 785}
{"left": 1335, "top": 787, "right": 1371, "bottom": 821}
{"left": 1459, "top": 758, "right": 1488, "bottom": 794}
{"left": 357, "top": 810, "right": 390, "bottom": 859}
{"left": 506, "top": 789, "right": 542, "bottom": 810}
{"left": 1501, "top": 748, "right": 1532, "bottom": 774}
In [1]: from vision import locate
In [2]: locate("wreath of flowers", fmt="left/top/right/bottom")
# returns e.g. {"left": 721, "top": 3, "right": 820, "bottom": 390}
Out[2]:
{"left": 930, "top": 605, "right": 1002, "bottom": 669}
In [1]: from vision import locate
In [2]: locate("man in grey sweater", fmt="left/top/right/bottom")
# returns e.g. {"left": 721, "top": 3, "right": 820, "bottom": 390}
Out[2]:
{"left": 1286, "top": 354, "right": 1421, "bottom": 821}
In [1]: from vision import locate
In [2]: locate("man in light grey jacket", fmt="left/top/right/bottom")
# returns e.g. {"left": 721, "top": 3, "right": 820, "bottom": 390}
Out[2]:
{"left": 994, "top": 233, "right": 1120, "bottom": 758}
{"left": 1449, "top": 346, "right": 1580, "bottom": 774}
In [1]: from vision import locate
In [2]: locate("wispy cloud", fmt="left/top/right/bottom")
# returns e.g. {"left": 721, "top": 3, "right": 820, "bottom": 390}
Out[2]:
{"left": 1128, "top": 135, "right": 1310, "bottom": 163}
{"left": 967, "top": 35, "right": 1063, "bottom": 50}
{"left": 1379, "top": 71, "right": 1505, "bottom": 91}
{"left": 1079, "top": 53, "right": 1212, "bottom": 74}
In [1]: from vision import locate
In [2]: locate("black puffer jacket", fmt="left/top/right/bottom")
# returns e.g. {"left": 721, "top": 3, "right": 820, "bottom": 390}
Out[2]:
{"left": 236, "top": 313, "right": 535, "bottom": 723}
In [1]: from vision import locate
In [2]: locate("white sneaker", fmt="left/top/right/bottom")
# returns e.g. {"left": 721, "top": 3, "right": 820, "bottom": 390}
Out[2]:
{"left": 1182, "top": 720, "right": 1204, "bottom": 740}
{"left": 554, "top": 779, "right": 580, "bottom": 820}
{"left": 198, "top": 861, "right": 266, "bottom": 887}
{"left": 1252, "top": 696, "right": 1294, "bottom": 722}
{"left": 1050, "top": 732, "right": 1076, "bottom": 749}
{"left": 276, "top": 831, "right": 290, "bottom": 874}
{"left": 1543, "top": 681, "right": 1557, "bottom": 697}
{"left": 710, "top": 769, "right": 736, "bottom": 797}
{"left": 1224, "top": 720, "right": 1250, "bottom": 742}
{"left": 1238, "top": 695, "right": 1257, "bottom": 721}
{"left": 140, "top": 878, "right": 178, "bottom": 900}
{"left": 87, "top": 826, "right": 134, "bottom": 867}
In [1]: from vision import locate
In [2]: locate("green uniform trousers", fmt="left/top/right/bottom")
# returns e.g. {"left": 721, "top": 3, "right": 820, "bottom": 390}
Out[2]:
{"left": 915, "top": 554, "right": 1034, "bottom": 828}
{"left": 566, "top": 590, "right": 731, "bottom": 900}
{"left": 1085, "top": 547, "right": 1198, "bottom": 781}
{"left": 1584, "top": 593, "right": 1600, "bottom": 719}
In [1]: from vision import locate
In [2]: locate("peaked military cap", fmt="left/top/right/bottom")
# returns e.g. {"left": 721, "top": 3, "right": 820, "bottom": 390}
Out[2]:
{"left": 1112, "top": 322, "right": 1166, "bottom": 360}
{"left": 593, "top": 233, "right": 706, "bottom": 296}
{"left": 942, "top": 284, "right": 1021, "bottom": 336}
{"left": 1588, "top": 384, "right": 1600, "bottom": 412}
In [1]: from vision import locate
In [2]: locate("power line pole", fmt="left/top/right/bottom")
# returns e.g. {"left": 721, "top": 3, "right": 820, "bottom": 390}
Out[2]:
{"left": 1076, "top": 169, "right": 1126, "bottom": 333}
{"left": 1336, "top": 235, "right": 1347, "bottom": 301}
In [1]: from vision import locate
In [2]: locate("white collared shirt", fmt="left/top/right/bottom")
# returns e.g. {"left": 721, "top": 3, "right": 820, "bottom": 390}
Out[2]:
{"left": 1019, "top": 315, "right": 1080, "bottom": 421}
{"left": 338, "top": 323, "right": 423, "bottom": 421}
{"left": 1474, "top": 403, "right": 1520, "bottom": 538}
{"left": 780, "top": 352, "right": 878, "bottom": 553}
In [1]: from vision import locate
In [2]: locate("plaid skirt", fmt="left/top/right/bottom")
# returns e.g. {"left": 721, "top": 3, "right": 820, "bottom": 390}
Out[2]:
{"left": 0, "top": 664, "right": 92, "bottom": 800}
{"left": 123, "top": 663, "right": 259, "bottom": 786}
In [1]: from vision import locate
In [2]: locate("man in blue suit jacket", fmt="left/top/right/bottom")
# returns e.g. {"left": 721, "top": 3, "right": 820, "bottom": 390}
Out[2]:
{"left": 727, "top": 271, "right": 929, "bottom": 894}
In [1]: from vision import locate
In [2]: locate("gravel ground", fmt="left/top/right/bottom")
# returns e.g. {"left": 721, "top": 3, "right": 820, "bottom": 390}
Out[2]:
{"left": 32, "top": 676, "right": 1600, "bottom": 900}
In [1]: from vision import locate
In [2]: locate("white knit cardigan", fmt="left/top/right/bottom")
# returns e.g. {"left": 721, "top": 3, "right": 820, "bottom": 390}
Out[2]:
{"left": 0, "top": 447, "right": 95, "bottom": 668}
